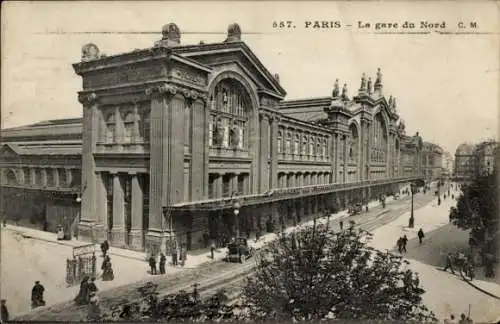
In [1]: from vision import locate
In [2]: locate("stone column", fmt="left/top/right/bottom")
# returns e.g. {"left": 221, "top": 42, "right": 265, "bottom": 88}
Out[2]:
{"left": 53, "top": 168, "right": 60, "bottom": 188}
{"left": 41, "top": 168, "right": 48, "bottom": 187}
{"left": 111, "top": 173, "right": 126, "bottom": 246}
{"left": 78, "top": 93, "right": 99, "bottom": 242}
{"left": 94, "top": 172, "right": 108, "bottom": 242}
{"left": 269, "top": 115, "right": 279, "bottom": 189}
{"left": 343, "top": 135, "right": 348, "bottom": 184}
{"left": 259, "top": 112, "right": 270, "bottom": 192}
{"left": 191, "top": 98, "right": 207, "bottom": 201}
{"left": 130, "top": 173, "right": 144, "bottom": 250}
{"left": 335, "top": 133, "right": 341, "bottom": 183}
{"left": 232, "top": 173, "right": 239, "bottom": 195}
{"left": 215, "top": 174, "right": 223, "bottom": 198}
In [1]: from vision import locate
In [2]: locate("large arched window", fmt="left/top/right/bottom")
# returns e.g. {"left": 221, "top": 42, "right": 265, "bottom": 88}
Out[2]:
{"left": 371, "top": 113, "right": 388, "bottom": 162}
{"left": 309, "top": 136, "right": 315, "bottom": 156}
{"left": 209, "top": 79, "right": 252, "bottom": 149}
{"left": 23, "top": 167, "right": 31, "bottom": 185}
{"left": 349, "top": 124, "right": 359, "bottom": 162}
{"left": 34, "top": 168, "right": 43, "bottom": 186}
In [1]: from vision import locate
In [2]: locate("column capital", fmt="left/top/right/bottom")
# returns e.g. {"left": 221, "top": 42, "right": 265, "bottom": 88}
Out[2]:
{"left": 78, "top": 92, "right": 99, "bottom": 106}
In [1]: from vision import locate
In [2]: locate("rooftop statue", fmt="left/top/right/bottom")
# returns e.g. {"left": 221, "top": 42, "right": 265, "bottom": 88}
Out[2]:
{"left": 367, "top": 77, "right": 373, "bottom": 94}
{"left": 81, "top": 43, "right": 100, "bottom": 62}
{"left": 225, "top": 23, "right": 242, "bottom": 42}
{"left": 332, "top": 79, "right": 340, "bottom": 98}
{"left": 341, "top": 83, "right": 349, "bottom": 101}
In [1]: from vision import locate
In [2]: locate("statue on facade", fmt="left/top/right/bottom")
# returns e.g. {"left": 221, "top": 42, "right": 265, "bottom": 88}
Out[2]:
{"left": 229, "top": 122, "right": 240, "bottom": 148}
{"left": 274, "top": 73, "right": 280, "bottom": 84}
{"left": 155, "top": 23, "right": 181, "bottom": 47}
{"left": 222, "top": 89, "right": 229, "bottom": 108}
{"left": 225, "top": 23, "right": 242, "bottom": 42}
{"left": 341, "top": 83, "right": 349, "bottom": 101}
{"left": 81, "top": 43, "right": 100, "bottom": 62}
{"left": 213, "top": 119, "right": 224, "bottom": 146}
{"left": 332, "top": 79, "right": 340, "bottom": 98}
{"left": 359, "top": 73, "right": 367, "bottom": 93}
{"left": 374, "top": 68, "right": 383, "bottom": 90}
{"left": 367, "top": 77, "right": 373, "bottom": 94}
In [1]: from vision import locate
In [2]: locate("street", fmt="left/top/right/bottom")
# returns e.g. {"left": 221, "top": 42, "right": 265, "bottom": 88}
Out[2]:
{"left": 9, "top": 184, "right": 500, "bottom": 322}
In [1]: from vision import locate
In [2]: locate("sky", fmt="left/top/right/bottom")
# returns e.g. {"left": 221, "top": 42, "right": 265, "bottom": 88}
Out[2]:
{"left": 1, "top": 1, "right": 499, "bottom": 154}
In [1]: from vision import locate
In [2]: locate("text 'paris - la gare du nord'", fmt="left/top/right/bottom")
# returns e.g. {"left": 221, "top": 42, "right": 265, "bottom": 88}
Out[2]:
{"left": 272, "top": 20, "right": 478, "bottom": 30}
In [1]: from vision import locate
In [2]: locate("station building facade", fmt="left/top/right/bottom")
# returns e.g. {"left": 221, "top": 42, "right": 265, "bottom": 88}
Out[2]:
{"left": 1, "top": 23, "right": 430, "bottom": 253}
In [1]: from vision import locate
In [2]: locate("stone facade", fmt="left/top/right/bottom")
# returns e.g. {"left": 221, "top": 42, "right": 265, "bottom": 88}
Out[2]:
{"left": 2, "top": 22, "right": 434, "bottom": 254}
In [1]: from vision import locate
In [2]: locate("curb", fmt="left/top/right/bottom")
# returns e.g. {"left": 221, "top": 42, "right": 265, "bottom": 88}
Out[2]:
{"left": 459, "top": 270, "right": 500, "bottom": 300}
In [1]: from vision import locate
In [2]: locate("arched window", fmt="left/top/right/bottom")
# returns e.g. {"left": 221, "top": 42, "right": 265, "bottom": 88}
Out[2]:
{"left": 309, "top": 137, "right": 315, "bottom": 156}
{"left": 23, "top": 167, "right": 31, "bottom": 185}
{"left": 34, "top": 168, "right": 43, "bottom": 186}
{"left": 322, "top": 138, "right": 327, "bottom": 158}
{"left": 316, "top": 139, "right": 321, "bottom": 158}
{"left": 123, "top": 111, "right": 135, "bottom": 143}
{"left": 349, "top": 124, "right": 359, "bottom": 162}
{"left": 302, "top": 135, "right": 308, "bottom": 155}
{"left": 286, "top": 132, "right": 292, "bottom": 154}
{"left": 294, "top": 134, "right": 300, "bottom": 155}
{"left": 371, "top": 113, "right": 387, "bottom": 162}
{"left": 277, "top": 130, "right": 283, "bottom": 154}
{"left": 46, "top": 168, "right": 55, "bottom": 187}
{"left": 209, "top": 79, "right": 251, "bottom": 149}
{"left": 105, "top": 111, "right": 116, "bottom": 143}
{"left": 3, "top": 169, "right": 17, "bottom": 185}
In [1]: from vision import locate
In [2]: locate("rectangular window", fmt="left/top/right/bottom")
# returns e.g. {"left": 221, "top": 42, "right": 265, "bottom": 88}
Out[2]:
{"left": 223, "top": 123, "right": 229, "bottom": 148}
{"left": 123, "top": 122, "right": 134, "bottom": 143}
{"left": 208, "top": 174, "right": 216, "bottom": 199}
{"left": 106, "top": 125, "right": 115, "bottom": 143}
{"left": 238, "top": 174, "right": 245, "bottom": 194}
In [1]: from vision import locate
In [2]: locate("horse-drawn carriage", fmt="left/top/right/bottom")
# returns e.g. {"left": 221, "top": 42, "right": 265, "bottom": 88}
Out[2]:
{"left": 226, "top": 237, "right": 254, "bottom": 263}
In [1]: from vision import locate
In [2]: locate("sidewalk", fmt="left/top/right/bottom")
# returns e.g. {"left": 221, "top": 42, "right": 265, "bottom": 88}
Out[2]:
{"left": 4, "top": 192, "right": 393, "bottom": 267}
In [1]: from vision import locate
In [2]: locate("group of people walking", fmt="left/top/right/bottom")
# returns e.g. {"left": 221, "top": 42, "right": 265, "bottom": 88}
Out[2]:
{"left": 148, "top": 244, "right": 189, "bottom": 275}
{"left": 443, "top": 251, "right": 475, "bottom": 280}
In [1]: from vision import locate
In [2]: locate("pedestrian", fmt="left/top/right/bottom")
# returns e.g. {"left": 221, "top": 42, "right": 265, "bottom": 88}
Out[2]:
{"left": 397, "top": 237, "right": 403, "bottom": 253}
{"left": 417, "top": 228, "right": 425, "bottom": 244}
{"left": 180, "top": 244, "right": 187, "bottom": 266}
{"left": 159, "top": 253, "right": 166, "bottom": 275}
{"left": 444, "top": 314, "right": 456, "bottom": 324}
{"left": 459, "top": 313, "right": 468, "bottom": 324}
{"left": 1, "top": 299, "right": 9, "bottom": 323}
{"left": 210, "top": 241, "right": 216, "bottom": 260}
{"left": 443, "top": 252, "right": 455, "bottom": 274}
{"left": 401, "top": 235, "right": 408, "bottom": 253}
{"left": 2, "top": 217, "right": 6, "bottom": 227}
{"left": 100, "top": 240, "right": 109, "bottom": 258}
{"left": 438, "top": 197, "right": 441, "bottom": 206}
{"left": 339, "top": 219, "right": 344, "bottom": 230}
{"left": 87, "top": 277, "right": 98, "bottom": 296}
{"left": 148, "top": 254, "right": 157, "bottom": 275}
{"left": 87, "top": 292, "right": 101, "bottom": 321}
{"left": 74, "top": 275, "right": 90, "bottom": 305}
{"left": 102, "top": 256, "right": 114, "bottom": 281}
{"left": 172, "top": 249, "right": 178, "bottom": 267}
{"left": 31, "top": 281, "right": 45, "bottom": 309}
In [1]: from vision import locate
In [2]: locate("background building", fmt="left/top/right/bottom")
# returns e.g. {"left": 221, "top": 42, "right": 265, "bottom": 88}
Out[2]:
{"left": 1, "top": 23, "right": 428, "bottom": 254}
{"left": 454, "top": 143, "right": 476, "bottom": 182}
{"left": 473, "top": 140, "right": 498, "bottom": 177}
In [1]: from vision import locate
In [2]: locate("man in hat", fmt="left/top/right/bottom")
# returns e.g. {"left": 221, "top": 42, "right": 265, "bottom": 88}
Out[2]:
{"left": 1, "top": 299, "right": 9, "bottom": 323}
{"left": 31, "top": 281, "right": 45, "bottom": 308}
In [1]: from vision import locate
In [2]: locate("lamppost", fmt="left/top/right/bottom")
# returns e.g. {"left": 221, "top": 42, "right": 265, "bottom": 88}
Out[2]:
{"left": 233, "top": 200, "right": 241, "bottom": 238}
{"left": 408, "top": 183, "right": 416, "bottom": 228}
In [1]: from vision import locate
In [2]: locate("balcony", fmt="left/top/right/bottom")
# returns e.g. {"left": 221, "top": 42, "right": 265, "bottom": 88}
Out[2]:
{"left": 209, "top": 147, "right": 250, "bottom": 159}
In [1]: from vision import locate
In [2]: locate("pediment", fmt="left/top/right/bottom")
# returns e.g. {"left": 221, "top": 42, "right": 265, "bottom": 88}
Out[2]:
{"left": 0, "top": 144, "right": 20, "bottom": 159}
{"left": 175, "top": 42, "right": 286, "bottom": 99}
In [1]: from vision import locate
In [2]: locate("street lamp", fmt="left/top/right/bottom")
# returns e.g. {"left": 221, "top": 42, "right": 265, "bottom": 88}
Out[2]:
{"left": 233, "top": 200, "right": 241, "bottom": 238}
{"left": 408, "top": 183, "right": 416, "bottom": 228}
